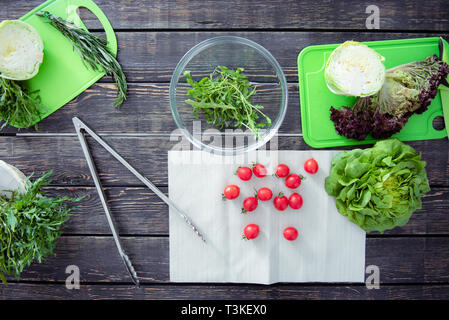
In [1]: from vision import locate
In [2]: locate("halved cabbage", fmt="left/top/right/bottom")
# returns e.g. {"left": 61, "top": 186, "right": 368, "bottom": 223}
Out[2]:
{"left": 0, "top": 20, "right": 44, "bottom": 81}
{"left": 325, "top": 41, "right": 385, "bottom": 97}
{"left": 0, "top": 160, "right": 28, "bottom": 198}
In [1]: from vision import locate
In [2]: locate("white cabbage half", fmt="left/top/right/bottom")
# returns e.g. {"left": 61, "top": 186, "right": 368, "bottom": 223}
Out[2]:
{"left": 0, "top": 160, "right": 28, "bottom": 198}
{"left": 325, "top": 41, "right": 385, "bottom": 97}
{"left": 0, "top": 20, "right": 44, "bottom": 81}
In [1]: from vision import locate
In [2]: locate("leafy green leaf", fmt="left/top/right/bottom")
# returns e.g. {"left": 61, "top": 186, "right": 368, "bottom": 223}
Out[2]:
{"left": 183, "top": 66, "right": 272, "bottom": 138}
{"left": 6, "top": 211, "right": 17, "bottom": 230}
{"left": 0, "top": 171, "right": 83, "bottom": 281}
{"left": 0, "top": 78, "right": 45, "bottom": 130}
{"left": 325, "top": 139, "right": 430, "bottom": 233}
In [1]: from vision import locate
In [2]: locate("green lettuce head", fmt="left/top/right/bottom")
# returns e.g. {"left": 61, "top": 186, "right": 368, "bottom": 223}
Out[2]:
{"left": 325, "top": 139, "right": 430, "bottom": 233}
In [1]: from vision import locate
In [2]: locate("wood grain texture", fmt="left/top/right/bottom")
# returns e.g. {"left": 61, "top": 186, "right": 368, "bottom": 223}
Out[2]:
{"left": 3, "top": 236, "right": 449, "bottom": 284}
{"left": 2, "top": 81, "right": 444, "bottom": 136}
{"left": 1, "top": 83, "right": 301, "bottom": 134}
{"left": 3, "top": 0, "right": 449, "bottom": 31}
{"left": 94, "top": 32, "right": 449, "bottom": 83}
{"left": 2, "top": 0, "right": 449, "bottom": 300}
{"left": 1, "top": 283, "right": 449, "bottom": 300}
{"left": 1, "top": 32, "right": 447, "bottom": 136}
{"left": 0, "top": 31, "right": 443, "bottom": 85}
{"left": 43, "top": 186, "right": 449, "bottom": 236}
{"left": 0, "top": 136, "right": 447, "bottom": 186}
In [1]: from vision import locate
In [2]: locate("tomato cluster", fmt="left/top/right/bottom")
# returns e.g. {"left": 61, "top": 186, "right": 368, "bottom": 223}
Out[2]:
{"left": 224, "top": 159, "right": 319, "bottom": 241}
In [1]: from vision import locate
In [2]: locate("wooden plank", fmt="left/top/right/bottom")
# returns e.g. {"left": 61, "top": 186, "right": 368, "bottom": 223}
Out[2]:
{"left": 2, "top": 81, "right": 444, "bottom": 136}
{"left": 3, "top": 236, "right": 449, "bottom": 284}
{"left": 1, "top": 283, "right": 449, "bottom": 300}
{"left": 1, "top": 31, "right": 445, "bottom": 84}
{"left": 3, "top": 0, "right": 449, "bottom": 31}
{"left": 1, "top": 83, "right": 301, "bottom": 135}
{"left": 109, "top": 31, "right": 449, "bottom": 83}
{"left": 45, "top": 186, "right": 449, "bottom": 236}
{"left": 0, "top": 136, "right": 447, "bottom": 186}
{"left": 2, "top": 32, "right": 447, "bottom": 134}
{"left": 52, "top": 186, "right": 170, "bottom": 236}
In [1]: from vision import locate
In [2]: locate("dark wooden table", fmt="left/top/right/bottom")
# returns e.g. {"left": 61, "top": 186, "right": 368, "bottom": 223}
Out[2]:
{"left": 1, "top": 0, "right": 449, "bottom": 300}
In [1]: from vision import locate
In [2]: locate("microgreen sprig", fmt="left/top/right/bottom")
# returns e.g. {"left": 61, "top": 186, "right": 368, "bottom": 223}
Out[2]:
{"left": 184, "top": 66, "right": 272, "bottom": 138}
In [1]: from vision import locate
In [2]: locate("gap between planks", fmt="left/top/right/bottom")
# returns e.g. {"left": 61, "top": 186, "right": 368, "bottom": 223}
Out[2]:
{"left": 14, "top": 133, "right": 304, "bottom": 137}
{"left": 93, "top": 28, "right": 449, "bottom": 34}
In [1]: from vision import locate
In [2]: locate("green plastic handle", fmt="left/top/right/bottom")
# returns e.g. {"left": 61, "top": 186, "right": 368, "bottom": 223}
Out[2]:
{"left": 440, "top": 37, "right": 449, "bottom": 64}
{"left": 438, "top": 37, "right": 449, "bottom": 139}
{"left": 65, "top": 0, "right": 117, "bottom": 56}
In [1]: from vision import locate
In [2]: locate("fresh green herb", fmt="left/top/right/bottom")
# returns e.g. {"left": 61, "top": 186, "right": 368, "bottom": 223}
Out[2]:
{"left": 36, "top": 11, "right": 127, "bottom": 108}
{"left": 324, "top": 139, "right": 430, "bottom": 233}
{"left": 0, "top": 171, "right": 82, "bottom": 283}
{"left": 184, "top": 66, "right": 272, "bottom": 138}
{"left": 0, "top": 77, "right": 44, "bottom": 130}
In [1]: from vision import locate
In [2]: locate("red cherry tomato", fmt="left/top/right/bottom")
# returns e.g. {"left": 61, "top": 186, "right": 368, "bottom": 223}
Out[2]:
{"left": 304, "top": 158, "right": 319, "bottom": 174}
{"left": 257, "top": 187, "right": 273, "bottom": 201}
{"left": 289, "top": 193, "right": 303, "bottom": 209}
{"left": 283, "top": 227, "right": 298, "bottom": 241}
{"left": 252, "top": 164, "right": 267, "bottom": 178}
{"left": 273, "top": 193, "right": 289, "bottom": 211}
{"left": 236, "top": 166, "right": 252, "bottom": 181}
{"left": 223, "top": 185, "right": 240, "bottom": 200}
{"left": 243, "top": 224, "right": 260, "bottom": 240}
{"left": 285, "top": 173, "right": 302, "bottom": 189}
{"left": 242, "top": 196, "right": 258, "bottom": 213}
{"left": 275, "top": 164, "right": 290, "bottom": 178}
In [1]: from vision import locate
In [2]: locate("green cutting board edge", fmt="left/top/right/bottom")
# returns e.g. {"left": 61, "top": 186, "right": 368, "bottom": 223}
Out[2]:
{"left": 298, "top": 37, "right": 448, "bottom": 148}
{"left": 16, "top": 0, "right": 117, "bottom": 128}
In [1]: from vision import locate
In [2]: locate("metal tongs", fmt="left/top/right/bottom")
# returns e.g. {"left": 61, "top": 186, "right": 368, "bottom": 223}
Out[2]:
{"left": 73, "top": 117, "right": 206, "bottom": 287}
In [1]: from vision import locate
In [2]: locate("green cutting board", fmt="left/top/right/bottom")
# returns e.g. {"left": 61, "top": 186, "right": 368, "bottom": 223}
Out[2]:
{"left": 298, "top": 37, "right": 448, "bottom": 148}
{"left": 16, "top": 0, "right": 116, "bottom": 128}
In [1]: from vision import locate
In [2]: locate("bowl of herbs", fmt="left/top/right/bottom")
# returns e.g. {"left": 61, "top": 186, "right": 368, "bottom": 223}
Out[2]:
{"left": 169, "top": 36, "right": 288, "bottom": 156}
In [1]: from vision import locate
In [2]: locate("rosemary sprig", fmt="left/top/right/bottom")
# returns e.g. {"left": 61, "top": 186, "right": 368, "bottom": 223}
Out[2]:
{"left": 0, "top": 77, "right": 44, "bottom": 130}
{"left": 184, "top": 66, "right": 272, "bottom": 138}
{"left": 36, "top": 11, "right": 127, "bottom": 108}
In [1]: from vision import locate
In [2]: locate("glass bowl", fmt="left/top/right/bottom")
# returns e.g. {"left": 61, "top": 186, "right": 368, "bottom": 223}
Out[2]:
{"left": 169, "top": 36, "right": 288, "bottom": 156}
